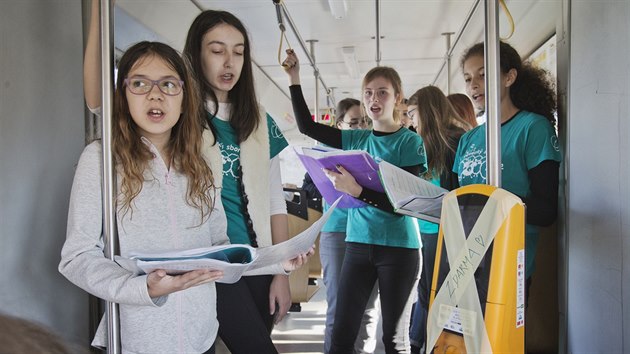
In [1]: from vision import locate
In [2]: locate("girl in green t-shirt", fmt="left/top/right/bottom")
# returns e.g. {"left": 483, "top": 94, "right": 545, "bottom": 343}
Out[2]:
{"left": 454, "top": 41, "right": 562, "bottom": 285}
{"left": 284, "top": 49, "right": 427, "bottom": 353}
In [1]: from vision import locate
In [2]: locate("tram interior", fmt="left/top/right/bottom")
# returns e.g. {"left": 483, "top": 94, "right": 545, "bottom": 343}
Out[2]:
{"left": 1, "top": 0, "right": 629, "bottom": 353}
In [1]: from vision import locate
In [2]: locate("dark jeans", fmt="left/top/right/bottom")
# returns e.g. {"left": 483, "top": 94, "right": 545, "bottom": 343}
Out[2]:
{"left": 330, "top": 243, "right": 420, "bottom": 354}
{"left": 216, "top": 275, "right": 277, "bottom": 354}
{"left": 409, "top": 232, "right": 446, "bottom": 352}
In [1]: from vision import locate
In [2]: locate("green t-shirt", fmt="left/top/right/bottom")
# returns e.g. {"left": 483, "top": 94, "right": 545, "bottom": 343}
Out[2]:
{"left": 418, "top": 174, "right": 441, "bottom": 235}
{"left": 211, "top": 113, "right": 288, "bottom": 245}
{"left": 453, "top": 110, "right": 561, "bottom": 277}
{"left": 321, "top": 202, "right": 348, "bottom": 233}
{"left": 341, "top": 128, "right": 427, "bottom": 249}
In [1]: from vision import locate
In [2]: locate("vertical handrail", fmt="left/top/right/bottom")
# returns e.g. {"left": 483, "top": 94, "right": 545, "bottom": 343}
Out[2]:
{"left": 484, "top": 0, "right": 501, "bottom": 187}
{"left": 99, "top": 0, "right": 121, "bottom": 353}
{"left": 307, "top": 39, "right": 320, "bottom": 122}
{"left": 375, "top": 0, "right": 381, "bottom": 66}
{"left": 442, "top": 32, "right": 454, "bottom": 94}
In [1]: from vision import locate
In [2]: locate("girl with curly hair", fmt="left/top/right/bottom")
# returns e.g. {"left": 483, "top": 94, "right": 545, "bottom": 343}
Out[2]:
{"left": 454, "top": 40, "right": 561, "bottom": 282}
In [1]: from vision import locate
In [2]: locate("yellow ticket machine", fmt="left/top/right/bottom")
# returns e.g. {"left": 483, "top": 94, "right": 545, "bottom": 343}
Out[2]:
{"left": 427, "top": 184, "right": 525, "bottom": 354}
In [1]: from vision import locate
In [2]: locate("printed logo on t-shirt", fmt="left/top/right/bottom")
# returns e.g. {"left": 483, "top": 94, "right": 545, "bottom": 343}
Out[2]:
{"left": 550, "top": 136, "right": 560, "bottom": 152}
{"left": 270, "top": 121, "right": 285, "bottom": 140}
{"left": 459, "top": 143, "right": 486, "bottom": 183}
{"left": 218, "top": 141, "right": 240, "bottom": 178}
{"left": 458, "top": 143, "right": 506, "bottom": 184}
{"left": 417, "top": 144, "right": 426, "bottom": 158}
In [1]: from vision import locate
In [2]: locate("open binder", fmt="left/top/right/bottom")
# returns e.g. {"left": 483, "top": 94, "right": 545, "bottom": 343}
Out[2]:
{"left": 130, "top": 198, "right": 339, "bottom": 283}
{"left": 295, "top": 146, "right": 448, "bottom": 223}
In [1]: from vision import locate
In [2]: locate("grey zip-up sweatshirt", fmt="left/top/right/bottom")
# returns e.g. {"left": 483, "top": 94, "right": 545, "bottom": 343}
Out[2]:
{"left": 59, "top": 140, "right": 235, "bottom": 353}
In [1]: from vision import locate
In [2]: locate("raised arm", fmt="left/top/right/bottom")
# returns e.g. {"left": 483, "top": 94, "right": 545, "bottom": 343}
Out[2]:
{"left": 83, "top": 0, "right": 102, "bottom": 110}
{"left": 283, "top": 49, "right": 342, "bottom": 148}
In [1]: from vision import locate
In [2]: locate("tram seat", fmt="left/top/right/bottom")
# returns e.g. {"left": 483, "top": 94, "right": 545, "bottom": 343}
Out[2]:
{"left": 429, "top": 184, "right": 525, "bottom": 354}
{"left": 284, "top": 187, "right": 323, "bottom": 304}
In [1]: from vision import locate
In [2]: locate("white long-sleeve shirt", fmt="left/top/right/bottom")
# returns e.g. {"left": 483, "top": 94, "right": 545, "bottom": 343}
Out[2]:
{"left": 59, "top": 140, "right": 229, "bottom": 354}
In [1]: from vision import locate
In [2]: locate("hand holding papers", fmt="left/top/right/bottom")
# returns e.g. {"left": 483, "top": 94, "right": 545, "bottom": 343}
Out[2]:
{"left": 378, "top": 160, "right": 448, "bottom": 223}
{"left": 131, "top": 198, "right": 340, "bottom": 283}
{"left": 295, "top": 146, "right": 383, "bottom": 208}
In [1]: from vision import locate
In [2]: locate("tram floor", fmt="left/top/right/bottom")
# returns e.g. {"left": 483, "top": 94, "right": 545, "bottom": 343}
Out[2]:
{"left": 215, "top": 277, "right": 386, "bottom": 354}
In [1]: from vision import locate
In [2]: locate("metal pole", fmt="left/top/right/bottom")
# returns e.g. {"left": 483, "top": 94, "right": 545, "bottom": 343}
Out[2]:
{"left": 100, "top": 0, "right": 120, "bottom": 353}
{"left": 484, "top": 0, "right": 501, "bottom": 187}
{"left": 307, "top": 39, "right": 320, "bottom": 123}
{"left": 442, "top": 32, "right": 454, "bottom": 94}
{"left": 375, "top": 0, "right": 381, "bottom": 66}
{"left": 279, "top": 2, "right": 333, "bottom": 103}
{"left": 329, "top": 87, "right": 336, "bottom": 111}
{"left": 432, "top": 0, "right": 481, "bottom": 85}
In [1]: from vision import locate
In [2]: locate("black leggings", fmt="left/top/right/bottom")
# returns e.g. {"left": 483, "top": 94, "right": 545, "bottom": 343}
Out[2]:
{"left": 216, "top": 275, "right": 277, "bottom": 354}
{"left": 330, "top": 242, "right": 420, "bottom": 354}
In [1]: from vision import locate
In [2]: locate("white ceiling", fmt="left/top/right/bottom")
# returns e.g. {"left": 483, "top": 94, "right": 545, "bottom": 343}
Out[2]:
{"left": 115, "top": 0, "right": 560, "bottom": 110}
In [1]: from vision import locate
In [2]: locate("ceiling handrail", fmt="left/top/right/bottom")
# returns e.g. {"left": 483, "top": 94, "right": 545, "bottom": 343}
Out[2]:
{"left": 189, "top": 0, "right": 291, "bottom": 100}
{"left": 274, "top": 0, "right": 335, "bottom": 106}
{"left": 432, "top": 0, "right": 481, "bottom": 86}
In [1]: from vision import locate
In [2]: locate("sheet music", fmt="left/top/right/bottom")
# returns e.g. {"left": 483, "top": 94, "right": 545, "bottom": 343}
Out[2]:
{"left": 253, "top": 197, "right": 339, "bottom": 268}
{"left": 379, "top": 160, "right": 447, "bottom": 222}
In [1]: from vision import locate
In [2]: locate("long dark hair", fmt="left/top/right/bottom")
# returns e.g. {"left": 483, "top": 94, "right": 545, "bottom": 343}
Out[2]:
{"left": 408, "top": 86, "right": 470, "bottom": 179}
{"left": 461, "top": 41, "right": 556, "bottom": 126}
{"left": 184, "top": 10, "right": 259, "bottom": 143}
{"left": 114, "top": 41, "right": 214, "bottom": 219}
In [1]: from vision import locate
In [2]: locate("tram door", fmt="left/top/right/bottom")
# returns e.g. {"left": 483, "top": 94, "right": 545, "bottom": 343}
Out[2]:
{"left": 427, "top": 184, "right": 525, "bottom": 353}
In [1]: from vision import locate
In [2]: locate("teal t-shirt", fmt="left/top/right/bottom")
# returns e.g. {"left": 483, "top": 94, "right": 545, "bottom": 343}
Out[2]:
{"left": 417, "top": 175, "right": 441, "bottom": 235}
{"left": 211, "top": 113, "right": 289, "bottom": 245}
{"left": 321, "top": 202, "right": 347, "bottom": 233}
{"left": 341, "top": 128, "right": 426, "bottom": 249}
{"left": 453, "top": 110, "right": 561, "bottom": 277}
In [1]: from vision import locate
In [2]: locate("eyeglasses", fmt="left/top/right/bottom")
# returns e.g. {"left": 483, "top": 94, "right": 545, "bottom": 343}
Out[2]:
{"left": 340, "top": 117, "right": 366, "bottom": 129}
{"left": 124, "top": 76, "right": 184, "bottom": 96}
{"left": 407, "top": 108, "right": 417, "bottom": 118}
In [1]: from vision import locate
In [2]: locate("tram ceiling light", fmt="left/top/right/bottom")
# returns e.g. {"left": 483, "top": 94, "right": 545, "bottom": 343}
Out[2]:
{"left": 328, "top": 0, "right": 348, "bottom": 20}
{"left": 341, "top": 46, "right": 360, "bottom": 79}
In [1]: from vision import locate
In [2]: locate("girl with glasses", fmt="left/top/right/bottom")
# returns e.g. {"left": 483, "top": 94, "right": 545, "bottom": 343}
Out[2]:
{"left": 283, "top": 49, "right": 426, "bottom": 354}
{"left": 66, "top": 3, "right": 311, "bottom": 352}
{"left": 61, "top": 40, "right": 224, "bottom": 353}
{"left": 405, "top": 85, "right": 472, "bottom": 354}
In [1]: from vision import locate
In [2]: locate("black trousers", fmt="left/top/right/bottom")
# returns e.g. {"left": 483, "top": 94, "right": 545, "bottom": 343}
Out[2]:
{"left": 216, "top": 275, "right": 277, "bottom": 354}
{"left": 330, "top": 242, "right": 420, "bottom": 354}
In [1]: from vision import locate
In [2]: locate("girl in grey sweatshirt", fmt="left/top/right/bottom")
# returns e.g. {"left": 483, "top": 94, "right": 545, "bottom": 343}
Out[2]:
{"left": 59, "top": 41, "right": 301, "bottom": 354}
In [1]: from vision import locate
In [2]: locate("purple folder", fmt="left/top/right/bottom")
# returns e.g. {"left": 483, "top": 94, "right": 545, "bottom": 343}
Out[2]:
{"left": 296, "top": 148, "right": 384, "bottom": 208}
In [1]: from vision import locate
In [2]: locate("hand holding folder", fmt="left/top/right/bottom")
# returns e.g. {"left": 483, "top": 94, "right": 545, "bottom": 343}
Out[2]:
{"left": 295, "top": 146, "right": 383, "bottom": 208}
